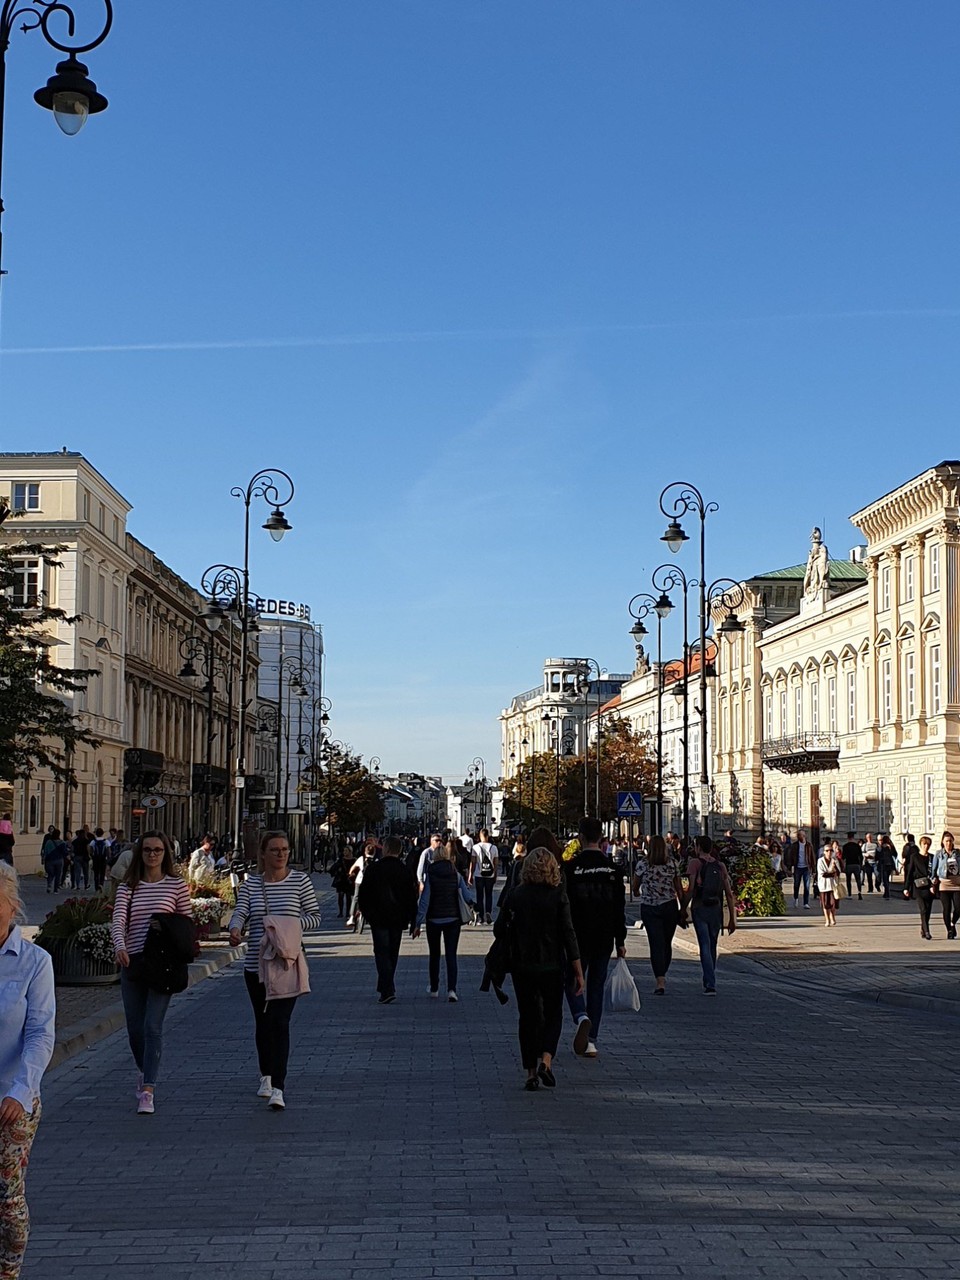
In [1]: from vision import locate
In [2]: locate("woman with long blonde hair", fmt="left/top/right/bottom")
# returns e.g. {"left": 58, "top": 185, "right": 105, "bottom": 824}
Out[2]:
{"left": 494, "top": 848, "right": 583, "bottom": 1091}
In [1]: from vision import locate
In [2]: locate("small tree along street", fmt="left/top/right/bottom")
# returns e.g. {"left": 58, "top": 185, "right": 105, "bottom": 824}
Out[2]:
{"left": 0, "top": 520, "right": 98, "bottom": 787}
{"left": 302, "top": 740, "right": 384, "bottom": 833}
{"left": 500, "top": 720, "right": 660, "bottom": 832}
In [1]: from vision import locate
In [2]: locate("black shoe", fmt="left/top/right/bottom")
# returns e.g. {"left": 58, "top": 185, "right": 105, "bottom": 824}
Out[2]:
{"left": 378, "top": 994, "right": 396, "bottom": 1004}
{"left": 537, "top": 1064, "right": 557, "bottom": 1089}
{"left": 923, "top": 932, "right": 933, "bottom": 940}
{"left": 524, "top": 1077, "right": 539, "bottom": 1091}
{"left": 949, "top": 929, "right": 957, "bottom": 940}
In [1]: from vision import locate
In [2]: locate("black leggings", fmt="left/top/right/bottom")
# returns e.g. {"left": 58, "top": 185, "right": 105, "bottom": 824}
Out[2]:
{"left": 915, "top": 890, "right": 933, "bottom": 934}
{"left": 640, "top": 900, "right": 680, "bottom": 979}
{"left": 512, "top": 968, "right": 564, "bottom": 1070}
{"left": 941, "top": 890, "right": 960, "bottom": 934}
{"left": 426, "top": 920, "right": 461, "bottom": 992}
{"left": 243, "top": 969, "right": 298, "bottom": 1091}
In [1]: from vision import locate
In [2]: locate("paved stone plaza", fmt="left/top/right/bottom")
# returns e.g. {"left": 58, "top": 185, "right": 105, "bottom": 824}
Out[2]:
{"left": 22, "top": 881, "right": 960, "bottom": 1279}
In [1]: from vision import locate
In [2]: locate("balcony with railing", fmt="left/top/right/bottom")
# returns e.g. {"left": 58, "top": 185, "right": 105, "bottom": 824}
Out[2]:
{"left": 761, "top": 732, "right": 840, "bottom": 774}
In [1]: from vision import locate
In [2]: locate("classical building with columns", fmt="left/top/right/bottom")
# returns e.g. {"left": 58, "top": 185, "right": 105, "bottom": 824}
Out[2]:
{"left": 713, "top": 462, "right": 960, "bottom": 842}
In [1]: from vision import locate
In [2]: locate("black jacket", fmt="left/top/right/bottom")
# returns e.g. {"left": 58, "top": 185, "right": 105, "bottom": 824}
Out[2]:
{"left": 139, "top": 912, "right": 196, "bottom": 994}
{"left": 423, "top": 860, "right": 461, "bottom": 922}
{"left": 564, "top": 849, "right": 627, "bottom": 954}
{"left": 903, "top": 849, "right": 932, "bottom": 898}
{"left": 494, "top": 883, "right": 579, "bottom": 973}
{"left": 357, "top": 857, "right": 418, "bottom": 929}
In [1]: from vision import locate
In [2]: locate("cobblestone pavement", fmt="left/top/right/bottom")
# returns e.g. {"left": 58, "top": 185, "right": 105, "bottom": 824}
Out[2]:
{"left": 21, "top": 878, "right": 960, "bottom": 1279}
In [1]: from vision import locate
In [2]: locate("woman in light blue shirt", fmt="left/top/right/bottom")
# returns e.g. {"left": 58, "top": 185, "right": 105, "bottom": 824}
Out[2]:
{"left": 0, "top": 864, "right": 56, "bottom": 1279}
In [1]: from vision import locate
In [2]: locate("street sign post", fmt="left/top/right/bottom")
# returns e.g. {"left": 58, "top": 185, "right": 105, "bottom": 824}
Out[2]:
{"left": 616, "top": 791, "right": 644, "bottom": 817}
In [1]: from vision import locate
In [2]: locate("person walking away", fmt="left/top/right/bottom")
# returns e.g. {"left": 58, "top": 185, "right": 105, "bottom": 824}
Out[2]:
{"left": 563, "top": 816, "right": 627, "bottom": 1058}
{"left": 527, "top": 827, "right": 563, "bottom": 865}
{"left": 0, "top": 865, "right": 55, "bottom": 1280}
{"left": 495, "top": 848, "right": 583, "bottom": 1091}
{"left": 840, "top": 832, "right": 863, "bottom": 899}
{"left": 228, "top": 831, "right": 321, "bottom": 1110}
{"left": 900, "top": 832, "right": 920, "bottom": 884}
{"left": 450, "top": 837, "right": 472, "bottom": 880}
{"left": 357, "top": 836, "right": 417, "bottom": 1003}
{"left": 817, "top": 842, "right": 841, "bottom": 926}
{"left": 683, "top": 835, "right": 737, "bottom": 995}
{"left": 785, "top": 829, "right": 815, "bottom": 909}
{"left": 110, "top": 833, "right": 192, "bottom": 1114}
{"left": 89, "top": 829, "right": 109, "bottom": 893}
{"left": 499, "top": 839, "right": 526, "bottom": 903}
{"left": 346, "top": 840, "right": 378, "bottom": 931}
{"left": 71, "top": 828, "right": 91, "bottom": 892}
{"left": 636, "top": 834, "right": 684, "bottom": 995}
{"left": 472, "top": 830, "right": 499, "bottom": 925}
{"left": 329, "top": 847, "right": 355, "bottom": 918}
{"left": 40, "top": 829, "right": 66, "bottom": 895}
{"left": 903, "top": 836, "right": 935, "bottom": 940}
{"left": 413, "top": 842, "right": 474, "bottom": 1001}
{"left": 931, "top": 831, "right": 960, "bottom": 940}
{"left": 861, "top": 834, "right": 879, "bottom": 892}
{"left": 877, "top": 836, "right": 897, "bottom": 900}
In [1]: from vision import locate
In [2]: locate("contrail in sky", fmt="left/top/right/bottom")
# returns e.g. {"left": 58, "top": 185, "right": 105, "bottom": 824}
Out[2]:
{"left": 0, "top": 309, "right": 957, "bottom": 356}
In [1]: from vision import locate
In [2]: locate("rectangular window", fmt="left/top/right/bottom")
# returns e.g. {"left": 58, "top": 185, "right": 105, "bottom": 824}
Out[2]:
{"left": 82, "top": 489, "right": 90, "bottom": 521}
{"left": 903, "top": 555, "right": 915, "bottom": 602}
{"left": 900, "top": 776, "right": 910, "bottom": 833}
{"left": 929, "top": 543, "right": 940, "bottom": 592}
{"left": 881, "top": 565, "right": 891, "bottom": 610}
{"left": 779, "top": 690, "right": 787, "bottom": 736}
{"left": 882, "top": 660, "right": 892, "bottom": 723}
{"left": 811, "top": 682, "right": 820, "bottom": 733}
{"left": 12, "top": 482, "right": 40, "bottom": 511}
{"left": 764, "top": 694, "right": 773, "bottom": 740}
{"left": 925, "top": 774, "right": 935, "bottom": 833}
{"left": 796, "top": 786, "right": 804, "bottom": 828}
{"left": 930, "top": 646, "right": 942, "bottom": 713}
{"left": 846, "top": 671, "right": 856, "bottom": 732}
{"left": 829, "top": 783, "right": 837, "bottom": 828}
{"left": 877, "top": 778, "right": 886, "bottom": 830}
{"left": 780, "top": 787, "right": 788, "bottom": 826}
{"left": 905, "top": 651, "right": 916, "bottom": 718}
{"left": 828, "top": 677, "right": 837, "bottom": 732}
{"left": 10, "top": 558, "right": 40, "bottom": 608}
{"left": 794, "top": 687, "right": 802, "bottom": 734}
{"left": 849, "top": 782, "right": 856, "bottom": 832}
{"left": 97, "top": 574, "right": 106, "bottom": 623}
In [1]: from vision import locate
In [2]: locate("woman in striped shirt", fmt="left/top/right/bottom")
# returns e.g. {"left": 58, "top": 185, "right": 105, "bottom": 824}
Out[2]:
{"left": 228, "top": 831, "right": 321, "bottom": 1111}
{"left": 111, "top": 832, "right": 192, "bottom": 1114}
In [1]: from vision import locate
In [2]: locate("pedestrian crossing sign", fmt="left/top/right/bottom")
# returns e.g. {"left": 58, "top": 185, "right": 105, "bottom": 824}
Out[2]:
{"left": 617, "top": 791, "right": 644, "bottom": 816}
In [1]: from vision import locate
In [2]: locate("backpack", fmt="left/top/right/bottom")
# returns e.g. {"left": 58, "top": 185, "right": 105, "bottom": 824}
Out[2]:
{"left": 478, "top": 844, "right": 496, "bottom": 877}
{"left": 698, "top": 859, "right": 723, "bottom": 908}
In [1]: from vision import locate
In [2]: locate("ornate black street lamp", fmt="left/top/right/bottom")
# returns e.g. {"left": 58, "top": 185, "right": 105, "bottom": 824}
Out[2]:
{"left": 627, "top": 588, "right": 674, "bottom": 835}
{"left": 0, "top": 1, "right": 112, "bottom": 282}
{"left": 255, "top": 704, "right": 285, "bottom": 822}
{"left": 466, "top": 755, "right": 486, "bottom": 832}
{"left": 576, "top": 659, "right": 605, "bottom": 820}
{"left": 224, "top": 469, "right": 294, "bottom": 855}
{"left": 179, "top": 633, "right": 230, "bottom": 836}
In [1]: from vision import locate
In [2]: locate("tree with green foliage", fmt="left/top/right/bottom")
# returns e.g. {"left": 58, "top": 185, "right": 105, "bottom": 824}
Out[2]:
{"left": 304, "top": 740, "right": 384, "bottom": 832}
{"left": 0, "top": 518, "right": 98, "bottom": 786}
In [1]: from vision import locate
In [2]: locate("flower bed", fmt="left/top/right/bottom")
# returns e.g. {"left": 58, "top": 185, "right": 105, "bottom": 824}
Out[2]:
{"left": 35, "top": 898, "right": 119, "bottom": 985}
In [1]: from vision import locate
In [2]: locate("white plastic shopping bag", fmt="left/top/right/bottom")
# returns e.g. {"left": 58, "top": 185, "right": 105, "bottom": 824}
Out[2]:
{"left": 603, "top": 956, "right": 642, "bottom": 1013}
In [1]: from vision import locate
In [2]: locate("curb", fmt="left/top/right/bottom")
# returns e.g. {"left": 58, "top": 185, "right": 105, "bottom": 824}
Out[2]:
{"left": 665, "top": 928, "right": 960, "bottom": 1019}
{"left": 49, "top": 944, "right": 246, "bottom": 1070}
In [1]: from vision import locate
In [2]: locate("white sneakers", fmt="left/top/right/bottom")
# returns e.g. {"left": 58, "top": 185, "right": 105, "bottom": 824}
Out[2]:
{"left": 573, "top": 1016, "right": 592, "bottom": 1056}
{"left": 583, "top": 1042, "right": 599, "bottom": 1058}
{"left": 447, "top": 991, "right": 459, "bottom": 1002}
{"left": 427, "top": 987, "right": 439, "bottom": 998}
{"left": 257, "top": 1075, "right": 273, "bottom": 1098}
{"left": 136, "top": 1089, "right": 155, "bottom": 1114}
{"left": 268, "top": 1088, "right": 285, "bottom": 1110}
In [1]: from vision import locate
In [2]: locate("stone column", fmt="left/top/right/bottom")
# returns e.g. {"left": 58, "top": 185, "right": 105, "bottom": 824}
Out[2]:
{"left": 889, "top": 545, "right": 902, "bottom": 727}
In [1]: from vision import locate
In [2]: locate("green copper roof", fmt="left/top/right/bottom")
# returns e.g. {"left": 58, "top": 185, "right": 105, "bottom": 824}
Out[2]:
{"left": 750, "top": 561, "right": 867, "bottom": 582}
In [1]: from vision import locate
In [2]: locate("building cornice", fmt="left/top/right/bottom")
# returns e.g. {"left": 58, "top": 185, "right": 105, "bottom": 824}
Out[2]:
{"left": 851, "top": 463, "right": 960, "bottom": 549}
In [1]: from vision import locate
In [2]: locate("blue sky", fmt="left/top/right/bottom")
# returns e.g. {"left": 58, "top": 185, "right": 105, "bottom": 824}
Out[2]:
{"left": 1, "top": 1, "right": 958, "bottom": 780}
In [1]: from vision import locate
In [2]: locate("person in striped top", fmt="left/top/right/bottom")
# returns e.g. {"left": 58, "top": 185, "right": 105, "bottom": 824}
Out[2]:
{"left": 228, "top": 831, "right": 321, "bottom": 1111}
{"left": 111, "top": 832, "right": 192, "bottom": 1114}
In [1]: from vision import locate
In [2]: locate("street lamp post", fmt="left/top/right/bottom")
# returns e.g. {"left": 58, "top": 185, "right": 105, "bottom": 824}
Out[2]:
{"left": 659, "top": 481, "right": 718, "bottom": 834}
{"left": 468, "top": 755, "right": 486, "bottom": 832}
{"left": 227, "top": 469, "right": 294, "bottom": 856}
{"left": 178, "top": 633, "right": 229, "bottom": 837}
{"left": 576, "top": 659, "right": 605, "bottom": 820}
{"left": 369, "top": 756, "right": 381, "bottom": 838}
{"left": 627, "top": 588, "right": 674, "bottom": 835}
{"left": 255, "top": 705, "right": 284, "bottom": 824}
{"left": 0, "top": 0, "right": 113, "bottom": 284}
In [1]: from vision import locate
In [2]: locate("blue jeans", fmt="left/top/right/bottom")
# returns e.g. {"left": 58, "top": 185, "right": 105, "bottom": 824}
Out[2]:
{"left": 45, "top": 859, "right": 64, "bottom": 891}
{"left": 793, "top": 866, "right": 811, "bottom": 905}
{"left": 370, "top": 925, "right": 403, "bottom": 998}
{"left": 120, "top": 967, "right": 172, "bottom": 1087}
{"left": 566, "top": 947, "right": 612, "bottom": 1044}
{"left": 692, "top": 908, "right": 722, "bottom": 990}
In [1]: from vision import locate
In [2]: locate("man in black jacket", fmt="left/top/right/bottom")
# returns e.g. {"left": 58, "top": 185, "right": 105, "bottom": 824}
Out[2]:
{"left": 563, "top": 816, "right": 627, "bottom": 1058}
{"left": 357, "top": 836, "right": 419, "bottom": 1004}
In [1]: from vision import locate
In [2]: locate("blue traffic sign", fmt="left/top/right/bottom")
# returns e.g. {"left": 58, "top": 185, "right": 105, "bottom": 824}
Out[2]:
{"left": 616, "top": 791, "right": 644, "bottom": 817}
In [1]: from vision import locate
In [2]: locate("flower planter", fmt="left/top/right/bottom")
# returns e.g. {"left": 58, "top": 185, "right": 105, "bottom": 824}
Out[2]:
{"left": 48, "top": 937, "right": 120, "bottom": 986}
